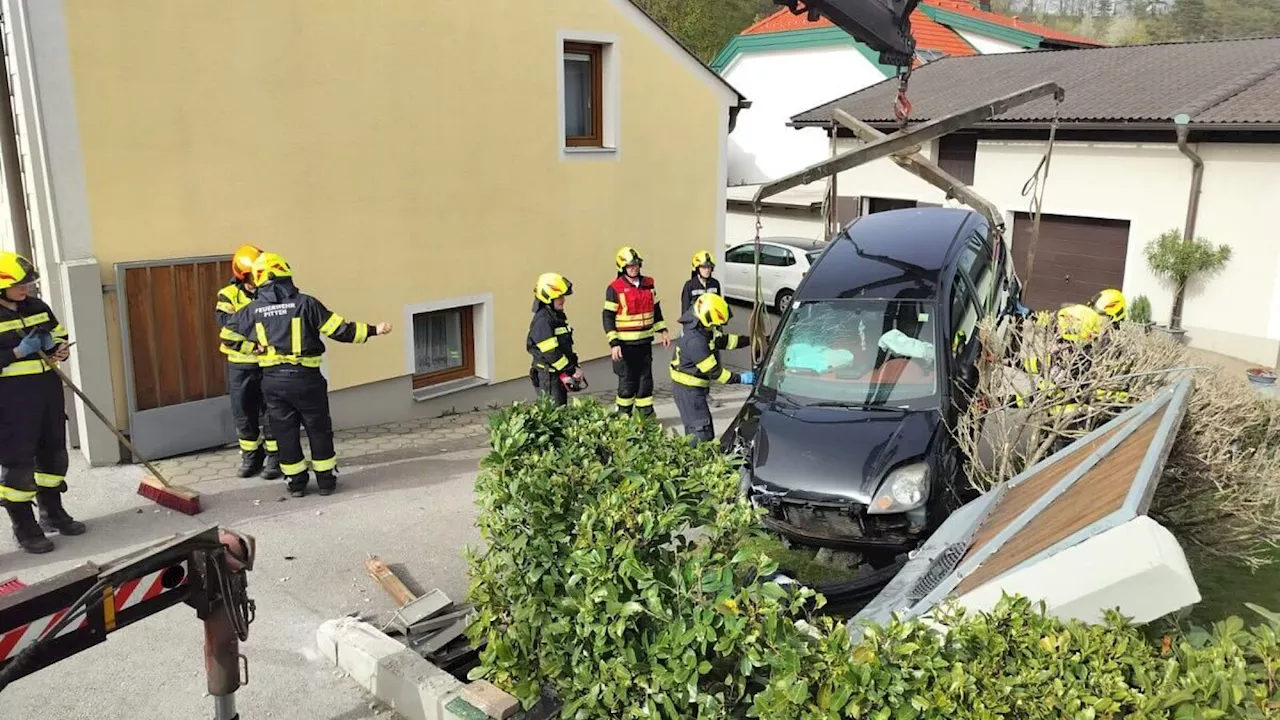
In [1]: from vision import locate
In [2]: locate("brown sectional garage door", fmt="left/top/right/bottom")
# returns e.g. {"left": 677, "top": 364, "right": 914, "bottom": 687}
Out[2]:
{"left": 1011, "top": 212, "right": 1130, "bottom": 311}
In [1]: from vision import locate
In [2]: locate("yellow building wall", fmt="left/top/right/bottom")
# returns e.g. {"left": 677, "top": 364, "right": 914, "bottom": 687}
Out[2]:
{"left": 60, "top": 0, "right": 727, "bottom": 424}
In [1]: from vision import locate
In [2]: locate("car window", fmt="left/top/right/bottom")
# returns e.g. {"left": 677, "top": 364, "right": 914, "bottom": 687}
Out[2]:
{"left": 760, "top": 245, "right": 794, "bottom": 267}
{"left": 725, "top": 245, "right": 754, "bottom": 264}
{"left": 760, "top": 298, "right": 941, "bottom": 408}
{"left": 805, "top": 249, "right": 822, "bottom": 265}
{"left": 949, "top": 276, "right": 980, "bottom": 356}
{"left": 957, "top": 229, "right": 995, "bottom": 313}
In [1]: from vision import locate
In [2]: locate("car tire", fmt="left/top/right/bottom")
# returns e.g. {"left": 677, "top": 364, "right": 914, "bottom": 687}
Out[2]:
{"left": 774, "top": 289, "right": 794, "bottom": 315}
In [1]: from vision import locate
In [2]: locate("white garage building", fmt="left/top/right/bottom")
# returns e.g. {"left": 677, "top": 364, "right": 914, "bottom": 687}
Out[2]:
{"left": 789, "top": 36, "right": 1280, "bottom": 367}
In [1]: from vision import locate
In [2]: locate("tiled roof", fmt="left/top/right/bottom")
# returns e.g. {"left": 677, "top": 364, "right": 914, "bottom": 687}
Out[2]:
{"left": 741, "top": 1, "right": 1100, "bottom": 52}
{"left": 925, "top": 0, "right": 1097, "bottom": 46}
{"left": 791, "top": 36, "right": 1280, "bottom": 128}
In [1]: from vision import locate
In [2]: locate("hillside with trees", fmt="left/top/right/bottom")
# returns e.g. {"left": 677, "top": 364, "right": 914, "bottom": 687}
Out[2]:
{"left": 635, "top": 0, "right": 1280, "bottom": 63}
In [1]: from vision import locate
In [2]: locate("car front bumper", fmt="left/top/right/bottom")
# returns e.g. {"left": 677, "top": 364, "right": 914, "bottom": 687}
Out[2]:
{"left": 748, "top": 486, "right": 927, "bottom": 551}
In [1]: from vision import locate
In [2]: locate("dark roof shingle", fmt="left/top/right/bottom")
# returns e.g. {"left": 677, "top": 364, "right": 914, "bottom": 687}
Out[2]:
{"left": 791, "top": 36, "right": 1280, "bottom": 127}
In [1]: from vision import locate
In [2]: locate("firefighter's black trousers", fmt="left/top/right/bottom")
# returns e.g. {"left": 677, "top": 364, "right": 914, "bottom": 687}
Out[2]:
{"left": 0, "top": 371, "right": 69, "bottom": 506}
{"left": 226, "top": 361, "right": 275, "bottom": 455}
{"left": 672, "top": 383, "right": 715, "bottom": 444}
{"left": 531, "top": 367, "right": 568, "bottom": 406}
{"left": 613, "top": 342, "right": 654, "bottom": 415}
{"left": 261, "top": 366, "right": 336, "bottom": 490}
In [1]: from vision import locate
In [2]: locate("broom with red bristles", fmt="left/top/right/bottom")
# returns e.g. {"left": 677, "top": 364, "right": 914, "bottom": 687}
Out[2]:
{"left": 35, "top": 348, "right": 202, "bottom": 515}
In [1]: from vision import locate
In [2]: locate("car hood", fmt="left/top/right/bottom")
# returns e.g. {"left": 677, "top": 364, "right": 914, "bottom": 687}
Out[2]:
{"left": 731, "top": 398, "right": 940, "bottom": 504}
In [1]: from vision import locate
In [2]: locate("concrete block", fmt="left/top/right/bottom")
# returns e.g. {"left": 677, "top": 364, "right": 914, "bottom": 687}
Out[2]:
{"left": 375, "top": 649, "right": 466, "bottom": 720}
{"left": 317, "top": 617, "right": 406, "bottom": 689}
{"left": 461, "top": 680, "right": 519, "bottom": 719}
{"left": 444, "top": 696, "right": 490, "bottom": 720}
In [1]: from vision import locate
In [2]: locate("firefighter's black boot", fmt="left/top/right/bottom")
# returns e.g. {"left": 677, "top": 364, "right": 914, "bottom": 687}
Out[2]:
{"left": 36, "top": 489, "right": 86, "bottom": 536}
{"left": 6, "top": 503, "right": 54, "bottom": 554}
{"left": 238, "top": 448, "right": 265, "bottom": 478}
{"left": 315, "top": 470, "right": 337, "bottom": 497}
{"left": 286, "top": 472, "right": 309, "bottom": 498}
{"left": 260, "top": 453, "right": 282, "bottom": 480}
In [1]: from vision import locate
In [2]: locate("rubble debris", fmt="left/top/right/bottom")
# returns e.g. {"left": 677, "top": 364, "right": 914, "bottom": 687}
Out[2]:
{"left": 461, "top": 679, "right": 519, "bottom": 719}
{"left": 362, "top": 555, "right": 483, "bottom": 672}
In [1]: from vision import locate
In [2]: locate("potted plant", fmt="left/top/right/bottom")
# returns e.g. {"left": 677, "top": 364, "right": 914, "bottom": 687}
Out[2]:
{"left": 1143, "top": 229, "right": 1232, "bottom": 342}
{"left": 1127, "top": 294, "right": 1153, "bottom": 331}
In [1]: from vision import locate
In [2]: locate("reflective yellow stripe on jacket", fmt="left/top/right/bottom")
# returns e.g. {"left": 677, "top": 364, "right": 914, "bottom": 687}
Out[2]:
{"left": 219, "top": 326, "right": 259, "bottom": 364}
{"left": 0, "top": 358, "right": 51, "bottom": 378}
{"left": 255, "top": 322, "right": 323, "bottom": 368}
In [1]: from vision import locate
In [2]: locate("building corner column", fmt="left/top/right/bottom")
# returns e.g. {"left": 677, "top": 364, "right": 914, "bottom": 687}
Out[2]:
{"left": 59, "top": 258, "right": 119, "bottom": 465}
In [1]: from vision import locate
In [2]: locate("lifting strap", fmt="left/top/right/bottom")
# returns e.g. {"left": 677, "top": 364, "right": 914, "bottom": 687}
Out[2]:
{"left": 1020, "top": 94, "right": 1064, "bottom": 298}
{"left": 748, "top": 209, "right": 769, "bottom": 366}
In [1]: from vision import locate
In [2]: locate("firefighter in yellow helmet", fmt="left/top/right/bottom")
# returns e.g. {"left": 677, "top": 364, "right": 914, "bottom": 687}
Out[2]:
{"left": 681, "top": 250, "right": 722, "bottom": 315}
{"left": 670, "top": 293, "right": 751, "bottom": 444}
{"left": 527, "top": 272, "right": 582, "bottom": 406}
{"left": 1090, "top": 288, "right": 1126, "bottom": 323}
{"left": 215, "top": 244, "right": 280, "bottom": 480}
{"left": 224, "top": 252, "right": 392, "bottom": 497}
{"left": 0, "top": 251, "right": 83, "bottom": 553}
{"left": 603, "top": 247, "right": 670, "bottom": 416}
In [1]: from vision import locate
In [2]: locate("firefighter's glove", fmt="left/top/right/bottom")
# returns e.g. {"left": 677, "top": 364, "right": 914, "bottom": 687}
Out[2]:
{"left": 13, "top": 332, "right": 45, "bottom": 359}
{"left": 39, "top": 333, "right": 59, "bottom": 351}
{"left": 739, "top": 371, "right": 756, "bottom": 385}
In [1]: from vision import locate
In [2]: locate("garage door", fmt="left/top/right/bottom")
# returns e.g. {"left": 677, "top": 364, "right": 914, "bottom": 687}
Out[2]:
{"left": 1011, "top": 212, "right": 1129, "bottom": 311}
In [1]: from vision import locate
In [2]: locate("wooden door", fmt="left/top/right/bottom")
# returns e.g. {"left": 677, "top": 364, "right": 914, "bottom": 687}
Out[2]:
{"left": 1011, "top": 213, "right": 1129, "bottom": 311}
{"left": 117, "top": 256, "right": 240, "bottom": 460}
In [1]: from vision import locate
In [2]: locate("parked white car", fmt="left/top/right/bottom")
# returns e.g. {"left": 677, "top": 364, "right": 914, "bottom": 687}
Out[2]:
{"left": 720, "top": 237, "right": 826, "bottom": 313}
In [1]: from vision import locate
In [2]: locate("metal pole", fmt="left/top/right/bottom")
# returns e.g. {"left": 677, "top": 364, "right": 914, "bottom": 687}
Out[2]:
{"left": 755, "top": 82, "right": 1065, "bottom": 208}
{"left": 205, "top": 603, "right": 242, "bottom": 720}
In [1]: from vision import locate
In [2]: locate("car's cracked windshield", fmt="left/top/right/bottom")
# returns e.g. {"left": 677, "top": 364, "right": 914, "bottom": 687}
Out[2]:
{"left": 760, "top": 298, "right": 940, "bottom": 408}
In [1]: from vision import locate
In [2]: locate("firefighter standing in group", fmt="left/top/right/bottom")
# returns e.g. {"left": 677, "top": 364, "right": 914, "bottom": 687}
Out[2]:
{"left": 527, "top": 272, "right": 583, "bottom": 406}
{"left": 603, "top": 247, "right": 670, "bottom": 416}
{"left": 216, "top": 244, "right": 281, "bottom": 480}
{"left": 225, "top": 252, "right": 391, "bottom": 497}
{"left": 680, "top": 250, "right": 722, "bottom": 315}
{"left": 670, "top": 293, "right": 752, "bottom": 444}
{"left": 0, "top": 251, "right": 85, "bottom": 554}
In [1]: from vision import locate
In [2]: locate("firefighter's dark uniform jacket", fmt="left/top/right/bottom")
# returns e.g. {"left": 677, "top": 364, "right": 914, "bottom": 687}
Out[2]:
{"left": 680, "top": 274, "right": 722, "bottom": 316}
{"left": 670, "top": 311, "right": 745, "bottom": 388}
{"left": 226, "top": 278, "right": 377, "bottom": 486}
{"left": 603, "top": 274, "right": 666, "bottom": 347}
{"left": 0, "top": 297, "right": 70, "bottom": 504}
{"left": 527, "top": 300, "right": 578, "bottom": 404}
{"left": 215, "top": 280, "right": 277, "bottom": 456}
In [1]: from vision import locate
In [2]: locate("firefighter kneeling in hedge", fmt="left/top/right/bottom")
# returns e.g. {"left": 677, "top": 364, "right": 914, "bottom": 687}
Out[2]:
{"left": 670, "top": 293, "right": 752, "bottom": 444}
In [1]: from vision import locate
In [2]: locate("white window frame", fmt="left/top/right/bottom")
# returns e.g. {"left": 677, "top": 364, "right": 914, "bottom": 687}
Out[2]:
{"left": 402, "top": 293, "right": 495, "bottom": 401}
{"left": 557, "top": 30, "right": 620, "bottom": 161}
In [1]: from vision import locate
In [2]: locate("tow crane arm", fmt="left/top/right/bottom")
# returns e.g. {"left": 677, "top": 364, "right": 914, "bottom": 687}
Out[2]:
{"left": 775, "top": 0, "right": 921, "bottom": 67}
{"left": 0, "top": 526, "right": 256, "bottom": 720}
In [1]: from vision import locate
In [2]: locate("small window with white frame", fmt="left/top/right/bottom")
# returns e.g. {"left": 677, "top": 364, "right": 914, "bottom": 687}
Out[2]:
{"left": 560, "top": 35, "right": 616, "bottom": 155}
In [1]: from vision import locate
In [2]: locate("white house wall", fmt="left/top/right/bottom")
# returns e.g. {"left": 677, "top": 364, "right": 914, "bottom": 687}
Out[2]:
{"left": 831, "top": 136, "right": 1280, "bottom": 365}
{"left": 954, "top": 29, "right": 1023, "bottom": 54}
{"left": 723, "top": 46, "right": 886, "bottom": 184}
{"left": 726, "top": 208, "right": 824, "bottom": 246}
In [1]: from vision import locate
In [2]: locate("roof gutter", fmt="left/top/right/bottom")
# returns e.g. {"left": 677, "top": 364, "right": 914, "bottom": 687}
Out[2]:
{"left": 789, "top": 119, "right": 1280, "bottom": 133}
{"left": 1173, "top": 113, "right": 1204, "bottom": 244}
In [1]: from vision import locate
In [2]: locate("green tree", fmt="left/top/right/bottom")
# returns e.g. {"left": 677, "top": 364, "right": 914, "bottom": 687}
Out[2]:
{"left": 633, "top": 0, "right": 763, "bottom": 63}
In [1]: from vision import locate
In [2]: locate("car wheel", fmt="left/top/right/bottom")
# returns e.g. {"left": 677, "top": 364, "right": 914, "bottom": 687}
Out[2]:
{"left": 774, "top": 289, "right": 794, "bottom": 315}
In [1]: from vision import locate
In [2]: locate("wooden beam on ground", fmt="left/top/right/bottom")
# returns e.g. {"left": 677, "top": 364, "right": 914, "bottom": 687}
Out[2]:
{"left": 364, "top": 554, "right": 416, "bottom": 607}
{"left": 754, "top": 82, "right": 1065, "bottom": 208}
{"left": 832, "top": 108, "right": 1006, "bottom": 234}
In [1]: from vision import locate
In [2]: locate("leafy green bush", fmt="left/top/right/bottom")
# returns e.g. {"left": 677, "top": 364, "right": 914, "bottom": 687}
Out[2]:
{"left": 1129, "top": 293, "right": 1153, "bottom": 325}
{"left": 466, "top": 398, "right": 1280, "bottom": 719}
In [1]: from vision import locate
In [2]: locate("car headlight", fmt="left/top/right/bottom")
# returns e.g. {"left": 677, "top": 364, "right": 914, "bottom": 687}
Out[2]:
{"left": 867, "top": 462, "right": 930, "bottom": 515}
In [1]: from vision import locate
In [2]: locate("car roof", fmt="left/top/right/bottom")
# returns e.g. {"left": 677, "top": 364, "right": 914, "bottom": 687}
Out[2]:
{"left": 730, "top": 237, "right": 827, "bottom": 252}
{"left": 798, "top": 207, "right": 983, "bottom": 301}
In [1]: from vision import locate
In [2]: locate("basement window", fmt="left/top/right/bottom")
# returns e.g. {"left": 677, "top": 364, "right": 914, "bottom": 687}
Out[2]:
{"left": 412, "top": 306, "right": 476, "bottom": 389}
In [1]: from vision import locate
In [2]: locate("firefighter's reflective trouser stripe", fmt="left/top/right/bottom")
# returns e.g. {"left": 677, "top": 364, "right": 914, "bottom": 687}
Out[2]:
{"left": 261, "top": 366, "right": 337, "bottom": 491}
{"left": 673, "top": 384, "right": 714, "bottom": 444}
{"left": 227, "top": 361, "right": 276, "bottom": 454}
{"left": 614, "top": 343, "right": 654, "bottom": 416}
{"left": 0, "top": 371, "right": 69, "bottom": 505}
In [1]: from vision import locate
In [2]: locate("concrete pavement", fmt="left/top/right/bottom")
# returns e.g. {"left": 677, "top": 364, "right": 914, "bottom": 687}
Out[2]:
{"left": 0, "top": 386, "right": 751, "bottom": 720}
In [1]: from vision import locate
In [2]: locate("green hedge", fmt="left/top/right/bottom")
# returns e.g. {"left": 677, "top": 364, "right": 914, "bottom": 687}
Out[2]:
{"left": 465, "top": 398, "right": 1280, "bottom": 719}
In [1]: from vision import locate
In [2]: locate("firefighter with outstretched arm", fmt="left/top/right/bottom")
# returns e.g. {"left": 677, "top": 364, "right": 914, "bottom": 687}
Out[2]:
{"left": 670, "top": 293, "right": 753, "bottom": 444}
{"left": 226, "top": 252, "right": 391, "bottom": 497}
{"left": 215, "top": 244, "right": 281, "bottom": 480}
{"left": 527, "top": 272, "right": 583, "bottom": 406}
{"left": 603, "top": 247, "right": 669, "bottom": 416}
{"left": 0, "top": 251, "right": 85, "bottom": 554}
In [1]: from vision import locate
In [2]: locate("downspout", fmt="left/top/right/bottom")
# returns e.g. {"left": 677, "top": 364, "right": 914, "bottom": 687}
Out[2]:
{"left": 0, "top": 17, "right": 31, "bottom": 259}
{"left": 1172, "top": 113, "right": 1202, "bottom": 330}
